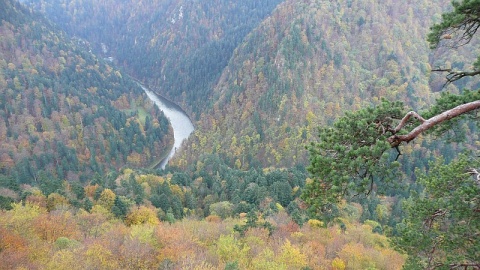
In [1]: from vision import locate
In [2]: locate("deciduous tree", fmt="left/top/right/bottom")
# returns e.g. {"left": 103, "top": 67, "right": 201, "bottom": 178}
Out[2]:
{"left": 125, "top": 206, "right": 160, "bottom": 226}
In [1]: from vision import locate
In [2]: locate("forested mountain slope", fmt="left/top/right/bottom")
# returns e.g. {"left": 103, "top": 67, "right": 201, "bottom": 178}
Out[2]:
{"left": 21, "top": 0, "right": 285, "bottom": 116}
{"left": 20, "top": 0, "right": 479, "bottom": 171}
{"left": 0, "top": 0, "right": 172, "bottom": 190}
{"left": 171, "top": 0, "right": 480, "bottom": 169}
{"left": 2, "top": 0, "right": 478, "bottom": 268}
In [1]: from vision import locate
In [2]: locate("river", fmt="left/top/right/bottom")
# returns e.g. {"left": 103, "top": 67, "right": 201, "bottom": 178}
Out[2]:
{"left": 141, "top": 85, "right": 194, "bottom": 169}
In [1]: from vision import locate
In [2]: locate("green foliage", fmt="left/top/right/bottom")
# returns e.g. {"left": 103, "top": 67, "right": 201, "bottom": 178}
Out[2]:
{"left": 0, "top": 196, "right": 14, "bottom": 210}
{"left": 54, "top": 237, "right": 80, "bottom": 250}
{"left": 393, "top": 155, "right": 480, "bottom": 269}
{"left": 302, "top": 3, "right": 480, "bottom": 268}
{"left": 209, "top": 201, "right": 234, "bottom": 219}
{"left": 427, "top": 0, "right": 480, "bottom": 87}
{"left": 423, "top": 90, "right": 480, "bottom": 139}
{"left": 302, "top": 100, "right": 404, "bottom": 221}
{"left": 224, "top": 261, "right": 240, "bottom": 270}
{"left": 428, "top": 0, "right": 480, "bottom": 51}
{"left": 234, "top": 209, "right": 275, "bottom": 237}
{"left": 111, "top": 196, "right": 131, "bottom": 219}
{"left": 164, "top": 154, "right": 306, "bottom": 219}
{"left": 0, "top": 175, "right": 19, "bottom": 192}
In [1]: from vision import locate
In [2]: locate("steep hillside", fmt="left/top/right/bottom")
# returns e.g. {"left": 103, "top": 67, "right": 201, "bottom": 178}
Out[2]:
{"left": 0, "top": 0, "right": 172, "bottom": 189}
{"left": 20, "top": 0, "right": 479, "bottom": 171}
{"left": 21, "top": 0, "right": 285, "bottom": 116}
{"left": 171, "top": 0, "right": 479, "bottom": 169}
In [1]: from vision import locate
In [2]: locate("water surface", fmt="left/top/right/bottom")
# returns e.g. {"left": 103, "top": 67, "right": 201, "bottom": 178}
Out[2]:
{"left": 142, "top": 86, "right": 194, "bottom": 169}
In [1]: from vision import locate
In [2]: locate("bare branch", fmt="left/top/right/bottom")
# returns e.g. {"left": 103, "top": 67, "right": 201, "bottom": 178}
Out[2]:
{"left": 446, "top": 70, "right": 480, "bottom": 84}
{"left": 387, "top": 100, "right": 480, "bottom": 147}
{"left": 432, "top": 68, "right": 480, "bottom": 87}
{"left": 394, "top": 146, "right": 401, "bottom": 161}
{"left": 391, "top": 111, "right": 426, "bottom": 133}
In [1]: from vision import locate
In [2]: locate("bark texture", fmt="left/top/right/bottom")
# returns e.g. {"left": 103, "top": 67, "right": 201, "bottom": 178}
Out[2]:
{"left": 387, "top": 100, "right": 480, "bottom": 147}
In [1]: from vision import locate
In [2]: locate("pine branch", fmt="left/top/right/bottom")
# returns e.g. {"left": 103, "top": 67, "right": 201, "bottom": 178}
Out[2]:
{"left": 387, "top": 100, "right": 480, "bottom": 147}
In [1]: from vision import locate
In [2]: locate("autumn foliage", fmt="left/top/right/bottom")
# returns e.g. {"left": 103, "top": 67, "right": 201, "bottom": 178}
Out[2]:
{"left": 0, "top": 202, "right": 404, "bottom": 269}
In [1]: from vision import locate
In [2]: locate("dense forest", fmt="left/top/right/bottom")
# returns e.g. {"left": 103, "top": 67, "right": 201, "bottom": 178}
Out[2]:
{"left": 175, "top": 0, "right": 479, "bottom": 170}
{"left": 21, "top": 0, "right": 479, "bottom": 170}
{"left": 1, "top": 0, "right": 479, "bottom": 268}
{"left": 20, "top": 0, "right": 285, "bottom": 116}
{"left": 0, "top": 0, "right": 172, "bottom": 200}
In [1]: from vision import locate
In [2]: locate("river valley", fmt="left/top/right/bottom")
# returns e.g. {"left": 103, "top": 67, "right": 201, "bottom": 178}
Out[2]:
{"left": 142, "top": 86, "right": 195, "bottom": 169}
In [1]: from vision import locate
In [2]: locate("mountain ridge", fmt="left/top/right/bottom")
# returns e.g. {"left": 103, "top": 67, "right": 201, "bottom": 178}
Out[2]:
{"left": 171, "top": 0, "right": 468, "bottom": 169}
{"left": 16, "top": 0, "right": 480, "bottom": 171}
{"left": 21, "top": 0, "right": 285, "bottom": 116}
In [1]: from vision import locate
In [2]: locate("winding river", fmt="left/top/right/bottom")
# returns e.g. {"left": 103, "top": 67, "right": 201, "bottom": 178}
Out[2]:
{"left": 141, "top": 85, "right": 194, "bottom": 169}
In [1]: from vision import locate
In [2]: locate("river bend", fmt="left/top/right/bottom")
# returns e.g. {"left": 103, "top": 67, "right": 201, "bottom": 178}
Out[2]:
{"left": 142, "top": 86, "right": 194, "bottom": 169}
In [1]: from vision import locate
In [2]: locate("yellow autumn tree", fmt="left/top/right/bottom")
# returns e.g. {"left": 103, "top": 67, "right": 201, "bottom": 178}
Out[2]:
{"left": 215, "top": 234, "right": 250, "bottom": 267}
{"left": 2, "top": 202, "right": 46, "bottom": 237}
{"left": 97, "top": 188, "right": 116, "bottom": 211}
{"left": 84, "top": 243, "right": 119, "bottom": 270}
{"left": 339, "top": 243, "right": 376, "bottom": 270}
{"left": 277, "top": 239, "right": 307, "bottom": 269}
{"left": 332, "top": 257, "right": 346, "bottom": 270}
{"left": 251, "top": 248, "right": 285, "bottom": 270}
{"left": 46, "top": 249, "right": 83, "bottom": 270}
{"left": 46, "top": 193, "right": 70, "bottom": 212}
{"left": 125, "top": 206, "right": 160, "bottom": 226}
